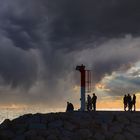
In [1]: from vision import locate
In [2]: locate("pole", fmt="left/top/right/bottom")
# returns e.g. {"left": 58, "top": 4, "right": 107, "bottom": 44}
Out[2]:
{"left": 76, "top": 64, "right": 86, "bottom": 111}
{"left": 81, "top": 69, "right": 85, "bottom": 111}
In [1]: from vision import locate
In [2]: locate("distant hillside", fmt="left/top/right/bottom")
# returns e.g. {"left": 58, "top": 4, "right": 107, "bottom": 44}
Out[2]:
{"left": 0, "top": 111, "right": 139, "bottom": 140}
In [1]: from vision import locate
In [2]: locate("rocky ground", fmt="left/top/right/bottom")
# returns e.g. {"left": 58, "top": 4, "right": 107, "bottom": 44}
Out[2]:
{"left": 0, "top": 111, "right": 140, "bottom": 140}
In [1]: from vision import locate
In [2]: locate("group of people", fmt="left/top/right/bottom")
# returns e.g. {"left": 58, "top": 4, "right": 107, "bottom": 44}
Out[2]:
{"left": 87, "top": 93, "right": 97, "bottom": 111}
{"left": 123, "top": 94, "right": 136, "bottom": 111}
{"left": 66, "top": 93, "right": 97, "bottom": 112}
{"left": 66, "top": 93, "right": 137, "bottom": 112}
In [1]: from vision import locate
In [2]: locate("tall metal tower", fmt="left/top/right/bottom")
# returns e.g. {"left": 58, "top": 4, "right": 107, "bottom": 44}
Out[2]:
{"left": 76, "top": 64, "right": 92, "bottom": 111}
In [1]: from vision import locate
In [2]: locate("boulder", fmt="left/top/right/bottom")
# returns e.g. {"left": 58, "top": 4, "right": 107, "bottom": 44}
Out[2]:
{"left": 47, "top": 134, "right": 58, "bottom": 140}
{"left": 94, "top": 132, "right": 105, "bottom": 140}
{"left": 60, "top": 136, "right": 71, "bottom": 140}
{"left": 0, "top": 130, "right": 15, "bottom": 139}
{"left": 13, "top": 135, "right": 25, "bottom": 140}
{"left": 113, "top": 134, "right": 125, "bottom": 140}
{"left": 40, "top": 117, "right": 48, "bottom": 124}
{"left": 13, "top": 114, "right": 32, "bottom": 124}
{"left": 74, "top": 129, "right": 93, "bottom": 140}
{"left": 109, "top": 124, "right": 123, "bottom": 133}
{"left": 63, "top": 121, "right": 77, "bottom": 131}
{"left": 25, "top": 130, "right": 37, "bottom": 139}
{"left": 26, "top": 135, "right": 45, "bottom": 140}
{"left": 27, "top": 114, "right": 41, "bottom": 123}
{"left": 101, "top": 123, "right": 108, "bottom": 133}
{"left": 124, "top": 132, "right": 136, "bottom": 140}
{"left": 105, "top": 131, "right": 114, "bottom": 140}
{"left": 80, "top": 120, "right": 93, "bottom": 128}
{"left": 29, "top": 123, "right": 47, "bottom": 130}
{"left": 117, "top": 116, "right": 130, "bottom": 125}
{"left": 47, "top": 129, "right": 60, "bottom": 137}
{"left": 11, "top": 123, "right": 28, "bottom": 134}
{"left": 133, "top": 118, "right": 140, "bottom": 124}
{"left": 72, "top": 112, "right": 92, "bottom": 120}
{"left": 60, "top": 128, "right": 73, "bottom": 137}
{"left": 0, "top": 119, "right": 11, "bottom": 129}
{"left": 33, "top": 136, "right": 45, "bottom": 140}
{"left": 36, "top": 130, "right": 49, "bottom": 138}
{"left": 125, "top": 124, "right": 140, "bottom": 137}
{"left": 48, "top": 120, "right": 63, "bottom": 129}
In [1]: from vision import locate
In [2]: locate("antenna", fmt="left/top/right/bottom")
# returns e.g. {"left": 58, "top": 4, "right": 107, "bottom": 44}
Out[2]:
{"left": 85, "top": 70, "right": 92, "bottom": 93}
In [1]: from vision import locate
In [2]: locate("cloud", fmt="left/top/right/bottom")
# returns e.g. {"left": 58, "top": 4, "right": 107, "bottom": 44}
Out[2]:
{"left": 107, "top": 75, "right": 140, "bottom": 96}
{"left": 75, "top": 35, "right": 140, "bottom": 82}
{"left": 48, "top": 0, "right": 140, "bottom": 50}
{"left": 0, "top": 33, "right": 38, "bottom": 89}
{"left": 0, "top": 0, "right": 139, "bottom": 107}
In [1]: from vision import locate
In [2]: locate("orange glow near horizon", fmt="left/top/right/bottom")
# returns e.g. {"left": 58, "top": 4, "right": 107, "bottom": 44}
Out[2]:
{"left": 0, "top": 100, "right": 140, "bottom": 110}
{"left": 0, "top": 92, "right": 140, "bottom": 110}
{"left": 97, "top": 92, "right": 140, "bottom": 109}
{"left": 72, "top": 85, "right": 140, "bottom": 110}
{"left": 0, "top": 104, "right": 28, "bottom": 109}
{"left": 97, "top": 99, "right": 122, "bottom": 109}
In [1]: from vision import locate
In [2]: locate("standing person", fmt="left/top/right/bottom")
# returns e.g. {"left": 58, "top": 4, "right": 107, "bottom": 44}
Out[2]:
{"left": 123, "top": 94, "right": 127, "bottom": 111}
{"left": 87, "top": 95, "right": 92, "bottom": 111}
{"left": 92, "top": 93, "right": 97, "bottom": 111}
{"left": 127, "top": 94, "right": 132, "bottom": 111}
{"left": 132, "top": 94, "right": 136, "bottom": 111}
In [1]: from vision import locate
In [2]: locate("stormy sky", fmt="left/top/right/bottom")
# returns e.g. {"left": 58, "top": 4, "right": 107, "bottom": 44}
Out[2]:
{"left": 0, "top": 0, "right": 140, "bottom": 108}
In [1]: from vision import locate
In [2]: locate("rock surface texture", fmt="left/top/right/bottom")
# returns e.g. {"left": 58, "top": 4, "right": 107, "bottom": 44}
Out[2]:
{"left": 0, "top": 111, "right": 140, "bottom": 140}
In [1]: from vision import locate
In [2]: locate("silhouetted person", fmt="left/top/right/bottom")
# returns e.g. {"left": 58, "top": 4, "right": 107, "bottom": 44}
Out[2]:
{"left": 127, "top": 94, "right": 132, "bottom": 111}
{"left": 123, "top": 94, "right": 127, "bottom": 111}
{"left": 66, "top": 102, "right": 74, "bottom": 112}
{"left": 92, "top": 93, "right": 97, "bottom": 111}
{"left": 69, "top": 102, "right": 74, "bottom": 111}
{"left": 132, "top": 94, "right": 136, "bottom": 111}
{"left": 87, "top": 95, "right": 92, "bottom": 111}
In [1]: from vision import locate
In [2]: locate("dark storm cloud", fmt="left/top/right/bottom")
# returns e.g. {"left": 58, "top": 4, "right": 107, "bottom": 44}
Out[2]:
{"left": 48, "top": 0, "right": 140, "bottom": 50}
{"left": 0, "top": 0, "right": 140, "bottom": 105}
{"left": 42, "top": 0, "right": 140, "bottom": 88}
{"left": 0, "top": 43, "right": 38, "bottom": 89}
{"left": 75, "top": 36, "right": 140, "bottom": 83}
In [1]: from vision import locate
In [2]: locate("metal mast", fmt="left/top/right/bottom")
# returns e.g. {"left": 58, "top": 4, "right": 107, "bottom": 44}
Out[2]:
{"left": 76, "top": 64, "right": 92, "bottom": 111}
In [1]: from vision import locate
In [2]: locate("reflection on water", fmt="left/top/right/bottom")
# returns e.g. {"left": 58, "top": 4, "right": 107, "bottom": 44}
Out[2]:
{"left": 0, "top": 107, "right": 64, "bottom": 123}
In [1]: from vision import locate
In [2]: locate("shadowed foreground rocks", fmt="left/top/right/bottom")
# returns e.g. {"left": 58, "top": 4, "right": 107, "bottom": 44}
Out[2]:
{"left": 0, "top": 111, "right": 140, "bottom": 140}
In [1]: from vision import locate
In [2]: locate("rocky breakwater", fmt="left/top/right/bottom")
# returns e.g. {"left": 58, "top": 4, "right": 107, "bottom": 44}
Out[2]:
{"left": 0, "top": 111, "right": 140, "bottom": 140}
